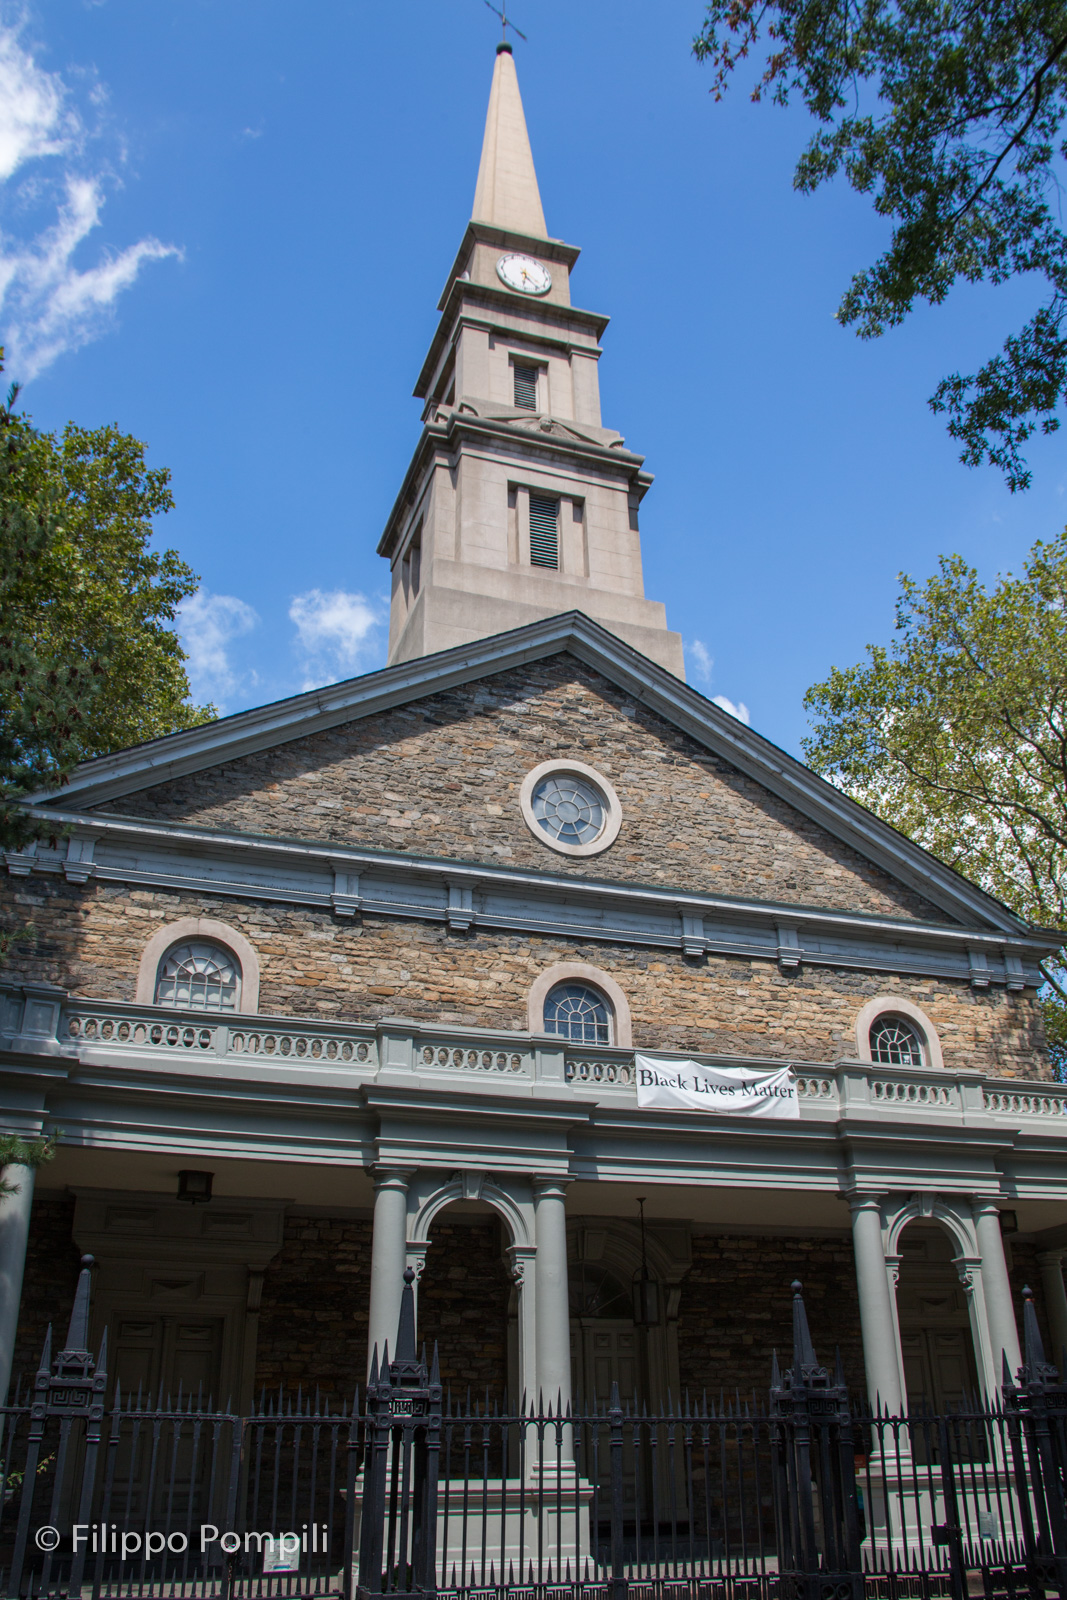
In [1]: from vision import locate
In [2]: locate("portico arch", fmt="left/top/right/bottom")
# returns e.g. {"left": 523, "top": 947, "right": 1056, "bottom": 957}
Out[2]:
{"left": 367, "top": 1168, "right": 562, "bottom": 1403}
{"left": 879, "top": 1194, "right": 1016, "bottom": 1401}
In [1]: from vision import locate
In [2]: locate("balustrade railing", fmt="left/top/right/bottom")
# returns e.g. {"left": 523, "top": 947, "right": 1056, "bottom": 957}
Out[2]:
{"left": 4, "top": 982, "right": 1067, "bottom": 1126}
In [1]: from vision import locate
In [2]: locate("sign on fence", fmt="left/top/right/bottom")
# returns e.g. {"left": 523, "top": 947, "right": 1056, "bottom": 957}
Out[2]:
{"left": 635, "top": 1054, "right": 800, "bottom": 1117}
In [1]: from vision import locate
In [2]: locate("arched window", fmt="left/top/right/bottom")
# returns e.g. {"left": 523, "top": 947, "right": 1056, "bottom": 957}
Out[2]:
{"left": 869, "top": 1014, "right": 924, "bottom": 1067}
{"left": 543, "top": 982, "right": 611, "bottom": 1045}
{"left": 155, "top": 941, "right": 241, "bottom": 1012}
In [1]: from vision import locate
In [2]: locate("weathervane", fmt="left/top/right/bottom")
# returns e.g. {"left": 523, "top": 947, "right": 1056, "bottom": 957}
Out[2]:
{"left": 484, "top": 0, "right": 527, "bottom": 44}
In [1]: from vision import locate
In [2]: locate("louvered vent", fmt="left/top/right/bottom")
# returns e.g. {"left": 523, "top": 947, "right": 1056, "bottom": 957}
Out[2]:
{"left": 529, "top": 495, "right": 559, "bottom": 569}
{"left": 513, "top": 364, "right": 538, "bottom": 410}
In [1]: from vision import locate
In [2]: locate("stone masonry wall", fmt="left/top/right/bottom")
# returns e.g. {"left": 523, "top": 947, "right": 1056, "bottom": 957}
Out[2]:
{"left": 95, "top": 656, "right": 944, "bottom": 922}
{"left": 250, "top": 1214, "right": 510, "bottom": 1403}
{"left": 676, "top": 1232, "right": 866, "bottom": 1400}
{"left": 252, "top": 1213, "right": 372, "bottom": 1405}
{"left": 9, "top": 1197, "right": 1063, "bottom": 1411}
{"left": 10, "top": 1191, "right": 82, "bottom": 1394}
{"left": 0, "top": 879, "right": 1047, "bottom": 1075}
{"left": 416, "top": 1219, "right": 511, "bottom": 1396}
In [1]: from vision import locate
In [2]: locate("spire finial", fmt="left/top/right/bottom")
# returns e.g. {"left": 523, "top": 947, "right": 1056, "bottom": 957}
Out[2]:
{"left": 484, "top": 0, "right": 526, "bottom": 47}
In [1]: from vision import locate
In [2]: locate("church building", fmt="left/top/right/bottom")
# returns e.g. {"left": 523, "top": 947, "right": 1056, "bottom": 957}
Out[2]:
{"left": 2, "top": 44, "right": 1066, "bottom": 1430}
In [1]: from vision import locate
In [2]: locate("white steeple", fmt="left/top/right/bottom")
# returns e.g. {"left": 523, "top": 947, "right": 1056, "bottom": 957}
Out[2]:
{"left": 471, "top": 44, "right": 548, "bottom": 239}
{"left": 377, "top": 46, "right": 685, "bottom": 681}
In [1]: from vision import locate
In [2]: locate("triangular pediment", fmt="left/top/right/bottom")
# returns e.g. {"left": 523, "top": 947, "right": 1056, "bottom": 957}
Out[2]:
{"left": 24, "top": 612, "right": 1034, "bottom": 937}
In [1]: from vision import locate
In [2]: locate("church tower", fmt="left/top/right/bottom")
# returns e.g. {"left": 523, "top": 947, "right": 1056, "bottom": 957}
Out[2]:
{"left": 378, "top": 43, "right": 685, "bottom": 678}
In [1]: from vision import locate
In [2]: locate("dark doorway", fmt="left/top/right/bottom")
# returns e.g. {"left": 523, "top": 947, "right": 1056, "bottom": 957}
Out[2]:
{"left": 896, "top": 1224, "right": 980, "bottom": 1411}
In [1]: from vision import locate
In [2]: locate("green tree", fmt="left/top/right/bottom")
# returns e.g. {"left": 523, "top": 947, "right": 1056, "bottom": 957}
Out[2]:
{"left": 803, "top": 529, "right": 1067, "bottom": 1071}
{"left": 0, "top": 361, "right": 212, "bottom": 848}
{"left": 694, "top": 0, "right": 1067, "bottom": 490}
{"left": 0, "top": 1135, "right": 54, "bottom": 1198}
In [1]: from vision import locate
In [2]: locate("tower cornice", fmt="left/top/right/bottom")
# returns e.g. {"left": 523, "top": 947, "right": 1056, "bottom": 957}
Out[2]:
{"left": 437, "top": 221, "right": 581, "bottom": 313}
{"left": 416, "top": 283, "right": 610, "bottom": 400}
{"left": 378, "top": 409, "right": 651, "bottom": 560}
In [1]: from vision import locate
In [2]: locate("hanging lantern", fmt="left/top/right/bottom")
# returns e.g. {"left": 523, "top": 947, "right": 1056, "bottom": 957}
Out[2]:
{"left": 632, "top": 1196, "right": 661, "bottom": 1327}
{"left": 176, "top": 1169, "right": 214, "bottom": 1205}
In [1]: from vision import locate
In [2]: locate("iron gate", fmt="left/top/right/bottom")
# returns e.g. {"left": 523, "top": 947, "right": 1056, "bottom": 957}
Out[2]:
{"left": 3, "top": 1262, "right": 1067, "bottom": 1600}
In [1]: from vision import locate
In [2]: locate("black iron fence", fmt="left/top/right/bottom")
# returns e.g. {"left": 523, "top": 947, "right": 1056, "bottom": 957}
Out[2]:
{"left": 3, "top": 1263, "right": 1067, "bottom": 1600}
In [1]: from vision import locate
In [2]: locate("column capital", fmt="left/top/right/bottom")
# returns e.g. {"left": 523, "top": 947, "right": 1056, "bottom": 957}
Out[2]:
{"left": 533, "top": 1175, "right": 571, "bottom": 1200}
{"left": 1037, "top": 1247, "right": 1066, "bottom": 1266}
{"left": 969, "top": 1196, "right": 1005, "bottom": 1219}
{"left": 371, "top": 1166, "right": 414, "bottom": 1194}
{"left": 846, "top": 1191, "right": 886, "bottom": 1215}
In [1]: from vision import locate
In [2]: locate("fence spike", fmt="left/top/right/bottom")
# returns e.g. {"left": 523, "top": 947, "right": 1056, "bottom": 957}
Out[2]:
{"left": 790, "top": 1278, "right": 819, "bottom": 1373}
{"left": 834, "top": 1345, "right": 845, "bottom": 1386}
{"left": 394, "top": 1267, "right": 417, "bottom": 1363}
{"left": 1022, "top": 1283, "right": 1052, "bottom": 1374}
{"left": 1002, "top": 1348, "right": 1014, "bottom": 1390}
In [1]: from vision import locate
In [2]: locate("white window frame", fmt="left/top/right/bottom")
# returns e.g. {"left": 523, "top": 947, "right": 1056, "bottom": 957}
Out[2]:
{"left": 854, "top": 996, "right": 943, "bottom": 1071}
{"left": 136, "top": 918, "right": 261, "bottom": 1013}
{"left": 527, "top": 962, "right": 633, "bottom": 1048}
{"left": 519, "top": 758, "right": 623, "bottom": 858}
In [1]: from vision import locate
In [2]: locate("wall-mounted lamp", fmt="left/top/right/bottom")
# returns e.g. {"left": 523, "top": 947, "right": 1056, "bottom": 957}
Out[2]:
{"left": 176, "top": 1169, "right": 213, "bottom": 1205}
{"left": 632, "top": 1196, "right": 661, "bottom": 1327}
{"left": 999, "top": 1209, "right": 1019, "bottom": 1234}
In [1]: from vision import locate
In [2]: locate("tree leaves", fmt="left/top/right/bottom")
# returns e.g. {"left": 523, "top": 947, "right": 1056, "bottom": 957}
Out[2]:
{"left": 0, "top": 356, "right": 213, "bottom": 848}
{"left": 803, "top": 533, "right": 1067, "bottom": 1071}
{"left": 695, "top": 0, "right": 1067, "bottom": 488}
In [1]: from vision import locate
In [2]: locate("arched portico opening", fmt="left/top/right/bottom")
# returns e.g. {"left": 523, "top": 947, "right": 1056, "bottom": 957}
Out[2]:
{"left": 415, "top": 1201, "right": 512, "bottom": 1393}
{"left": 566, "top": 1215, "right": 689, "bottom": 1413}
{"left": 894, "top": 1221, "right": 981, "bottom": 1411}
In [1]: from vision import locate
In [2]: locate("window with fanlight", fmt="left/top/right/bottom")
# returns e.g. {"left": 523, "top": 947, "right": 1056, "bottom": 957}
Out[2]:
{"left": 543, "top": 982, "right": 612, "bottom": 1045}
{"left": 869, "top": 1014, "right": 925, "bottom": 1067}
{"left": 155, "top": 941, "right": 242, "bottom": 1013}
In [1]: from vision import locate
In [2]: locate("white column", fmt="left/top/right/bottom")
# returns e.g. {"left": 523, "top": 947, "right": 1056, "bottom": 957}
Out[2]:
{"left": 367, "top": 1168, "right": 412, "bottom": 1376}
{"left": 1038, "top": 1249, "right": 1067, "bottom": 1369}
{"left": 533, "top": 1177, "right": 571, "bottom": 1411}
{"left": 973, "top": 1200, "right": 1022, "bottom": 1387}
{"left": 0, "top": 1163, "right": 36, "bottom": 1405}
{"left": 850, "top": 1195, "right": 904, "bottom": 1414}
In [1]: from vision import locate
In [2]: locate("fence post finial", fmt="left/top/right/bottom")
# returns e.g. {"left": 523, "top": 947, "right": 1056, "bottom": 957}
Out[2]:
{"left": 63, "top": 1255, "right": 94, "bottom": 1359}
{"left": 395, "top": 1266, "right": 417, "bottom": 1364}
{"left": 790, "top": 1279, "right": 822, "bottom": 1383}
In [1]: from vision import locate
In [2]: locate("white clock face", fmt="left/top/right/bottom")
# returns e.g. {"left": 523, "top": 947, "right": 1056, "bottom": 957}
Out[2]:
{"left": 496, "top": 254, "right": 552, "bottom": 296}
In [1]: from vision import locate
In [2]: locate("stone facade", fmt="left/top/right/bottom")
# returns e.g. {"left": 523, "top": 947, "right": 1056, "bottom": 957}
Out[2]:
{"left": 0, "top": 879, "right": 1046, "bottom": 1076}
{"left": 96, "top": 658, "right": 945, "bottom": 922}
{"left": 253, "top": 1212, "right": 372, "bottom": 1405}
{"left": 11, "top": 1200, "right": 1056, "bottom": 1412}
{"left": 677, "top": 1231, "right": 866, "bottom": 1400}
{"left": 10, "top": 1192, "right": 82, "bottom": 1391}
{"left": 416, "top": 1218, "right": 512, "bottom": 1395}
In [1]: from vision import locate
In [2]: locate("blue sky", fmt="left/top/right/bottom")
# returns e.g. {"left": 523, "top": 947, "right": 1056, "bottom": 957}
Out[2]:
{"left": 2, "top": 0, "right": 1063, "bottom": 757}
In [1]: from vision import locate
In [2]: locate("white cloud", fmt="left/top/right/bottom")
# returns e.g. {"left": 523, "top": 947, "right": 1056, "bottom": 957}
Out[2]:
{"left": 0, "top": 21, "right": 72, "bottom": 181}
{"left": 289, "top": 588, "right": 381, "bottom": 687}
{"left": 688, "top": 638, "right": 713, "bottom": 686}
{"left": 179, "top": 590, "right": 259, "bottom": 708}
{"left": 713, "top": 694, "right": 751, "bottom": 725}
{"left": 0, "top": 17, "right": 180, "bottom": 382}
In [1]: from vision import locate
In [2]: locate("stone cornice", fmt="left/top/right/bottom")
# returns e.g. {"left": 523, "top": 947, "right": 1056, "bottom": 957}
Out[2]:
{"left": 378, "top": 410, "right": 647, "bottom": 559}
{"left": 19, "top": 612, "right": 1043, "bottom": 939}
{"left": 7, "top": 802, "right": 1054, "bottom": 983}
{"left": 436, "top": 221, "right": 583, "bottom": 314}
{"left": 416, "top": 279, "right": 610, "bottom": 400}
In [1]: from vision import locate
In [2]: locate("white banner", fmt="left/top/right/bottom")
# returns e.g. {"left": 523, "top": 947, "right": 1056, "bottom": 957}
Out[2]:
{"left": 635, "top": 1055, "right": 799, "bottom": 1118}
